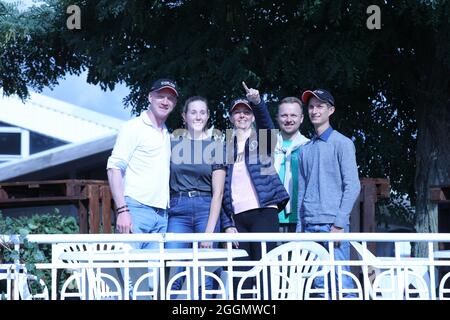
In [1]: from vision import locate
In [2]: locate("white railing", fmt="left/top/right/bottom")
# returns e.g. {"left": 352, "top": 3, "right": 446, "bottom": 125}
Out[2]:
{"left": 1, "top": 233, "right": 450, "bottom": 300}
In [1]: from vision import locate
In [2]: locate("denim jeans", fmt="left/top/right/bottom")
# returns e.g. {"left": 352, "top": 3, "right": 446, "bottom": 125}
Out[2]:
{"left": 122, "top": 196, "right": 168, "bottom": 299}
{"left": 125, "top": 196, "right": 168, "bottom": 248}
{"left": 303, "top": 223, "right": 356, "bottom": 299}
{"left": 166, "top": 194, "right": 220, "bottom": 298}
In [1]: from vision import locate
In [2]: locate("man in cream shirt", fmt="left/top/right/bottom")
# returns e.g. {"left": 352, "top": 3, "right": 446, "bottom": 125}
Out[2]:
{"left": 107, "top": 78, "right": 178, "bottom": 248}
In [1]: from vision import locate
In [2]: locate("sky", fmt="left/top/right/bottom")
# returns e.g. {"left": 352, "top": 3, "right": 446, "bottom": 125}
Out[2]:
{"left": 7, "top": 0, "right": 133, "bottom": 120}
{"left": 40, "top": 72, "right": 133, "bottom": 120}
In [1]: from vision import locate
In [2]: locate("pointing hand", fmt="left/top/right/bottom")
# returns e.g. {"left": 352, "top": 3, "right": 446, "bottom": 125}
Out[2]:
{"left": 242, "top": 81, "right": 261, "bottom": 105}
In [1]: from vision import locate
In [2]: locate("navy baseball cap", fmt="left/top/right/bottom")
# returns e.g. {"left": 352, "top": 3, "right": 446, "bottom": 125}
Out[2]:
{"left": 230, "top": 98, "right": 252, "bottom": 113}
{"left": 301, "top": 89, "right": 335, "bottom": 106}
{"left": 150, "top": 78, "right": 179, "bottom": 97}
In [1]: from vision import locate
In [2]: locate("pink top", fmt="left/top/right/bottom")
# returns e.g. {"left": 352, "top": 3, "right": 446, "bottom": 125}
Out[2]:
{"left": 231, "top": 151, "right": 260, "bottom": 214}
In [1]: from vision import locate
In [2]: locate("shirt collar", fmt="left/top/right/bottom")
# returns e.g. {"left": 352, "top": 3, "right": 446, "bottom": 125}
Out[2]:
{"left": 141, "top": 111, "right": 168, "bottom": 132}
{"left": 315, "top": 126, "right": 334, "bottom": 142}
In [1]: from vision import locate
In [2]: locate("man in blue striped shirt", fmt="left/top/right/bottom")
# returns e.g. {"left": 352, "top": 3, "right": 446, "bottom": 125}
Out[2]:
{"left": 297, "top": 88, "right": 361, "bottom": 298}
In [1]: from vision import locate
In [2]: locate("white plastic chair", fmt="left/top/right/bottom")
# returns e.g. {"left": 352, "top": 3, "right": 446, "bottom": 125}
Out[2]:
{"left": 57, "top": 243, "right": 127, "bottom": 300}
{"left": 225, "top": 241, "right": 335, "bottom": 300}
{"left": 438, "top": 271, "right": 450, "bottom": 300}
{"left": 351, "top": 241, "right": 430, "bottom": 299}
{"left": 166, "top": 263, "right": 226, "bottom": 300}
{"left": 1, "top": 264, "right": 15, "bottom": 299}
{"left": 0, "top": 264, "right": 49, "bottom": 300}
{"left": 267, "top": 241, "right": 333, "bottom": 300}
{"left": 16, "top": 272, "right": 49, "bottom": 300}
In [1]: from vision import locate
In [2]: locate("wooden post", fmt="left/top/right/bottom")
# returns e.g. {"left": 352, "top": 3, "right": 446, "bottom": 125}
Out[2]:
{"left": 354, "top": 179, "right": 390, "bottom": 256}
{"left": 429, "top": 185, "right": 450, "bottom": 251}
{"left": 0, "top": 188, "right": 8, "bottom": 200}
{"left": 362, "top": 183, "right": 377, "bottom": 254}
{"left": 65, "top": 180, "right": 81, "bottom": 197}
{"left": 100, "top": 185, "right": 113, "bottom": 233}
{"left": 350, "top": 179, "right": 390, "bottom": 278}
{"left": 362, "top": 183, "right": 377, "bottom": 234}
{"left": 78, "top": 200, "right": 88, "bottom": 234}
{"left": 87, "top": 185, "right": 100, "bottom": 234}
{"left": 350, "top": 193, "right": 361, "bottom": 276}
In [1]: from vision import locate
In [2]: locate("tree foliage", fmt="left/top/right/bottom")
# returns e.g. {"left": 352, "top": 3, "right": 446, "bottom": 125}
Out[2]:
{"left": 1, "top": 1, "right": 449, "bottom": 245}
{"left": 0, "top": 0, "right": 83, "bottom": 98}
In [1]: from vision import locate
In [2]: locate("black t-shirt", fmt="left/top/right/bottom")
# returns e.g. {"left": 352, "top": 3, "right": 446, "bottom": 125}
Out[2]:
{"left": 170, "top": 138, "right": 225, "bottom": 193}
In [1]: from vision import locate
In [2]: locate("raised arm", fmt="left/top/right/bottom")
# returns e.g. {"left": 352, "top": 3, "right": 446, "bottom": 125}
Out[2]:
{"left": 242, "top": 81, "right": 274, "bottom": 131}
{"left": 242, "top": 82, "right": 275, "bottom": 157}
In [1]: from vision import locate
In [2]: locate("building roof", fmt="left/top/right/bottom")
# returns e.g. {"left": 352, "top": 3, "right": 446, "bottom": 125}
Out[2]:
{"left": 1, "top": 90, "right": 124, "bottom": 142}
{"left": 0, "top": 134, "right": 118, "bottom": 181}
{"left": 0, "top": 91, "right": 126, "bottom": 181}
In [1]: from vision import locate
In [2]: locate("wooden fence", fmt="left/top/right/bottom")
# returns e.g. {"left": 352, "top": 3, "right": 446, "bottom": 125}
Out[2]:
{"left": 0, "top": 180, "right": 113, "bottom": 233}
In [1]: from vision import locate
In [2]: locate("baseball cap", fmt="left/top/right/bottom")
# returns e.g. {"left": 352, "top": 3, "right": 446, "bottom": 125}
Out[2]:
{"left": 230, "top": 98, "right": 252, "bottom": 113}
{"left": 150, "top": 78, "right": 179, "bottom": 97}
{"left": 301, "top": 89, "right": 335, "bottom": 106}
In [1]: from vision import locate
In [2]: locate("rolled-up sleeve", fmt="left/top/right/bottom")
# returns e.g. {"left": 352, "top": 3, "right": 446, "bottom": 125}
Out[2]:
{"left": 107, "top": 122, "right": 137, "bottom": 172}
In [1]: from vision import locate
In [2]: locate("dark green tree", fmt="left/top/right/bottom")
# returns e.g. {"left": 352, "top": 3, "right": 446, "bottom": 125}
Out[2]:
{"left": 0, "top": 1, "right": 83, "bottom": 98}
{"left": 1, "top": 0, "right": 449, "bottom": 255}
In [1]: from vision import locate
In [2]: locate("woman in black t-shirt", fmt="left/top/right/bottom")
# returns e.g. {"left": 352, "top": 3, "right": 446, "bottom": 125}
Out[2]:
{"left": 166, "top": 96, "right": 233, "bottom": 297}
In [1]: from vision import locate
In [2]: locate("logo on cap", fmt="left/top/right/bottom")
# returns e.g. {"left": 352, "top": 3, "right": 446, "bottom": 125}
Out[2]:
{"left": 301, "top": 89, "right": 334, "bottom": 106}
{"left": 150, "top": 78, "right": 179, "bottom": 97}
{"left": 161, "top": 80, "right": 174, "bottom": 86}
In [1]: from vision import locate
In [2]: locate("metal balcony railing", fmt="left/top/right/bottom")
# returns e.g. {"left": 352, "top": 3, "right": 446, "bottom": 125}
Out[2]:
{"left": 1, "top": 233, "right": 450, "bottom": 300}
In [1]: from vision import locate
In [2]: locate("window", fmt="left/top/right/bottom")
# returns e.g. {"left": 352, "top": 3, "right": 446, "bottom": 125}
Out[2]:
{"left": 0, "top": 132, "right": 21, "bottom": 154}
{"left": 30, "top": 131, "right": 66, "bottom": 154}
{"left": 0, "top": 127, "right": 29, "bottom": 160}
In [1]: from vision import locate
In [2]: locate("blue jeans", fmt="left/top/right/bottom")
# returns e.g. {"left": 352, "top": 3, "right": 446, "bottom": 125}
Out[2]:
{"left": 166, "top": 194, "right": 220, "bottom": 298}
{"left": 126, "top": 196, "right": 168, "bottom": 249}
{"left": 123, "top": 197, "right": 167, "bottom": 299}
{"left": 303, "top": 223, "right": 356, "bottom": 298}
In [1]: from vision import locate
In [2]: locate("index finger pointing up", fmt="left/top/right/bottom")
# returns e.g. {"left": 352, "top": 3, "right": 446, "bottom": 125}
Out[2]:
{"left": 242, "top": 81, "right": 250, "bottom": 93}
